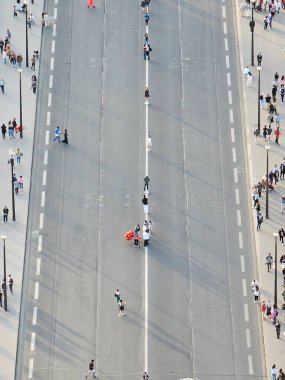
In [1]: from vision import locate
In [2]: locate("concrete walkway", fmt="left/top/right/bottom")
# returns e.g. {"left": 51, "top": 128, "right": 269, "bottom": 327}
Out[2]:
{"left": 0, "top": 1, "right": 43, "bottom": 379}
{"left": 237, "top": 1, "right": 285, "bottom": 378}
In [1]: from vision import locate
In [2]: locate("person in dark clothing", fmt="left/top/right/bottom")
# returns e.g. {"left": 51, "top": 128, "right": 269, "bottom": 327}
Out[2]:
{"left": 257, "top": 52, "right": 262, "bottom": 66}
{"left": 0, "top": 290, "right": 2, "bottom": 307}
{"left": 62, "top": 129, "right": 68, "bottom": 144}
{"left": 275, "top": 320, "right": 281, "bottom": 339}
{"left": 3, "top": 206, "right": 9, "bottom": 222}
{"left": 144, "top": 176, "right": 150, "bottom": 191}
{"left": 1, "top": 124, "right": 6, "bottom": 139}
{"left": 279, "top": 228, "right": 285, "bottom": 244}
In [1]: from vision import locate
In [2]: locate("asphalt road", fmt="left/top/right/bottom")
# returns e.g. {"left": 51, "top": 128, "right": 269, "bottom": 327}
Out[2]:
{"left": 15, "top": 0, "right": 264, "bottom": 380}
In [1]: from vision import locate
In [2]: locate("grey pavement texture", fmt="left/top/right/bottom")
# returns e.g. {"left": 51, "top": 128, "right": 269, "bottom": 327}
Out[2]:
{"left": 237, "top": 0, "right": 285, "bottom": 377}
{"left": 15, "top": 1, "right": 265, "bottom": 380}
{"left": 0, "top": 1, "right": 43, "bottom": 380}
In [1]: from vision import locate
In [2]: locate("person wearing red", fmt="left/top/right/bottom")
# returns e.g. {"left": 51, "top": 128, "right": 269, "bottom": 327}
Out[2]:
{"left": 275, "top": 126, "right": 280, "bottom": 145}
{"left": 87, "top": 0, "right": 95, "bottom": 7}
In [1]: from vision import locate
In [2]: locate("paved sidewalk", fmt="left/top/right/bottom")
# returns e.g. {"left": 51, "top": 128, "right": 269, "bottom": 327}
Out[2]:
{"left": 237, "top": 1, "right": 285, "bottom": 378}
{"left": 0, "top": 1, "right": 43, "bottom": 379}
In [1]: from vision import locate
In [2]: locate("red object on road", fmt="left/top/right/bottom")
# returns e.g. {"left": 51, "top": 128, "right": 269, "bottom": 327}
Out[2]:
{"left": 87, "top": 0, "right": 95, "bottom": 7}
{"left": 125, "top": 231, "right": 134, "bottom": 241}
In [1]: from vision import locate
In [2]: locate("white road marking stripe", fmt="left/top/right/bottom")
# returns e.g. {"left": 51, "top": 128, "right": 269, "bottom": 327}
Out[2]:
{"left": 239, "top": 232, "right": 243, "bottom": 248}
{"left": 224, "top": 38, "right": 228, "bottom": 51}
{"left": 240, "top": 255, "right": 245, "bottom": 272}
{"left": 235, "top": 189, "right": 240, "bottom": 204}
{"left": 38, "top": 235, "right": 42, "bottom": 252}
{"left": 227, "top": 72, "right": 231, "bottom": 86}
{"left": 231, "top": 128, "right": 235, "bottom": 143}
{"left": 39, "top": 213, "right": 44, "bottom": 229}
{"left": 41, "top": 191, "right": 46, "bottom": 207}
{"left": 55, "top": 0, "right": 58, "bottom": 3}
{"left": 30, "top": 332, "right": 35, "bottom": 351}
{"left": 48, "top": 92, "right": 52, "bottom": 107}
{"left": 234, "top": 167, "right": 238, "bottom": 183}
{"left": 32, "top": 306, "right": 38, "bottom": 325}
{"left": 49, "top": 75, "right": 53, "bottom": 89}
{"left": 246, "top": 329, "right": 251, "bottom": 348}
{"left": 242, "top": 279, "right": 247, "bottom": 296}
{"left": 53, "top": 23, "right": 56, "bottom": 37}
{"left": 34, "top": 282, "right": 39, "bottom": 300}
{"left": 222, "top": 5, "right": 226, "bottom": 18}
{"left": 228, "top": 90, "right": 232, "bottom": 104}
{"left": 229, "top": 108, "right": 234, "bottom": 123}
{"left": 51, "top": 40, "right": 55, "bottom": 53}
{"left": 42, "top": 170, "right": 47, "bottom": 186}
{"left": 237, "top": 210, "right": 241, "bottom": 226}
{"left": 36, "top": 258, "right": 41, "bottom": 276}
{"left": 223, "top": 21, "right": 227, "bottom": 34}
{"left": 232, "top": 147, "right": 236, "bottom": 163}
{"left": 45, "top": 130, "right": 49, "bottom": 146}
{"left": 46, "top": 111, "right": 51, "bottom": 126}
{"left": 54, "top": 8, "right": 57, "bottom": 20}
{"left": 28, "top": 359, "right": 34, "bottom": 378}
{"left": 226, "top": 55, "right": 230, "bottom": 68}
{"left": 50, "top": 57, "right": 54, "bottom": 71}
{"left": 244, "top": 303, "right": 249, "bottom": 321}
{"left": 248, "top": 355, "right": 253, "bottom": 375}
{"left": 44, "top": 150, "right": 48, "bottom": 165}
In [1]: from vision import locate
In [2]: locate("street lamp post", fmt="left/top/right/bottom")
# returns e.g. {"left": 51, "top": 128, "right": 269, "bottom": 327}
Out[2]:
{"left": 257, "top": 65, "right": 262, "bottom": 136}
{"left": 273, "top": 232, "right": 278, "bottom": 308}
{"left": 1, "top": 235, "right": 8, "bottom": 312}
{"left": 265, "top": 144, "right": 270, "bottom": 219}
{"left": 249, "top": 0, "right": 255, "bottom": 66}
{"left": 18, "top": 69, "right": 23, "bottom": 139}
{"left": 24, "top": 0, "right": 29, "bottom": 68}
{"left": 9, "top": 155, "right": 16, "bottom": 221}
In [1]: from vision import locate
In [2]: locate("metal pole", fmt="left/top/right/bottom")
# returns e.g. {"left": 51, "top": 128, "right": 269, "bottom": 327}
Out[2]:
{"left": 3, "top": 239, "right": 7, "bottom": 311}
{"left": 251, "top": 6, "right": 254, "bottom": 66}
{"left": 257, "top": 70, "right": 261, "bottom": 135}
{"left": 25, "top": 5, "right": 29, "bottom": 68}
{"left": 19, "top": 71, "right": 23, "bottom": 139}
{"left": 274, "top": 235, "right": 278, "bottom": 308}
{"left": 266, "top": 148, "right": 269, "bottom": 219}
{"left": 11, "top": 159, "right": 15, "bottom": 221}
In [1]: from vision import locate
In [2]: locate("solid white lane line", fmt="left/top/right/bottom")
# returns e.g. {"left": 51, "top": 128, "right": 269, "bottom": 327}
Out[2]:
{"left": 244, "top": 303, "right": 249, "bottom": 321}
{"left": 32, "top": 307, "right": 37, "bottom": 325}
{"left": 41, "top": 191, "right": 46, "bottom": 208}
{"left": 30, "top": 332, "right": 35, "bottom": 351}
{"left": 228, "top": 90, "right": 232, "bottom": 104}
{"left": 239, "top": 232, "right": 243, "bottom": 248}
{"left": 231, "top": 128, "right": 235, "bottom": 142}
{"left": 51, "top": 40, "right": 55, "bottom": 53}
{"left": 223, "top": 22, "right": 227, "bottom": 34}
{"left": 240, "top": 255, "right": 245, "bottom": 272}
{"left": 224, "top": 38, "right": 229, "bottom": 51}
{"left": 232, "top": 147, "right": 236, "bottom": 163}
{"left": 235, "top": 189, "right": 240, "bottom": 204}
{"left": 229, "top": 108, "right": 234, "bottom": 123}
{"left": 246, "top": 329, "right": 251, "bottom": 348}
{"left": 234, "top": 168, "right": 238, "bottom": 183}
{"left": 45, "top": 130, "right": 50, "bottom": 145}
{"left": 54, "top": 8, "right": 58, "bottom": 20}
{"left": 237, "top": 210, "right": 241, "bottom": 226}
{"left": 242, "top": 279, "right": 247, "bottom": 296}
{"left": 48, "top": 92, "right": 52, "bottom": 107}
{"left": 38, "top": 235, "right": 42, "bottom": 252}
{"left": 46, "top": 111, "right": 51, "bottom": 126}
{"left": 227, "top": 73, "right": 231, "bottom": 86}
{"left": 248, "top": 355, "right": 253, "bottom": 375}
{"left": 225, "top": 55, "right": 230, "bottom": 68}
{"left": 36, "top": 258, "right": 41, "bottom": 276}
{"left": 222, "top": 5, "right": 226, "bottom": 18}
{"left": 44, "top": 150, "right": 48, "bottom": 165}
{"left": 28, "top": 359, "right": 34, "bottom": 379}
{"left": 34, "top": 282, "right": 39, "bottom": 300}
{"left": 53, "top": 23, "right": 56, "bottom": 37}
{"left": 50, "top": 57, "right": 54, "bottom": 71}
{"left": 42, "top": 170, "right": 47, "bottom": 186}
{"left": 39, "top": 213, "right": 44, "bottom": 229}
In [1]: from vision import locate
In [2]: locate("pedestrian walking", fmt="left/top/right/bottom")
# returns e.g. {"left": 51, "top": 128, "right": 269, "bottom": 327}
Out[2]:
{"left": 275, "top": 113, "right": 281, "bottom": 127}
{"left": 275, "top": 320, "right": 281, "bottom": 339}
{"left": 16, "top": 53, "right": 23, "bottom": 68}
{"left": 263, "top": 125, "right": 268, "bottom": 140}
{"left": 145, "top": 87, "right": 150, "bottom": 104}
{"left": 267, "top": 125, "right": 272, "bottom": 141}
{"left": 282, "top": 303, "right": 285, "bottom": 321}
{"left": 143, "top": 372, "right": 150, "bottom": 380}
{"left": 144, "top": 176, "right": 150, "bottom": 192}
{"left": 272, "top": 306, "right": 278, "bottom": 324}
{"left": 261, "top": 300, "right": 266, "bottom": 319}
{"left": 62, "top": 129, "right": 68, "bottom": 144}
{"left": 275, "top": 126, "right": 280, "bottom": 145}
{"left": 87, "top": 0, "right": 96, "bottom": 7}
{"left": 3, "top": 206, "right": 9, "bottom": 222}
{"left": 0, "top": 290, "right": 2, "bottom": 307}
{"left": 144, "top": 11, "right": 150, "bottom": 25}
{"left": 53, "top": 126, "right": 61, "bottom": 142}
{"left": 134, "top": 224, "right": 140, "bottom": 247}
{"left": 143, "top": 229, "right": 150, "bottom": 247}
{"left": 0, "top": 40, "right": 3, "bottom": 53}
{"left": 282, "top": 290, "right": 285, "bottom": 302}
{"left": 281, "top": 195, "right": 285, "bottom": 213}
{"left": 85, "top": 359, "right": 96, "bottom": 379}
{"left": 266, "top": 299, "right": 272, "bottom": 317}
{"left": 265, "top": 253, "right": 273, "bottom": 271}
{"left": 18, "top": 176, "right": 24, "bottom": 191}
{"left": 15, "top": 148, "right": 23, "bottom": 165}
{"left": 27, "top": 17, "right": 32, "bottom": 31}
{"left": 278, "top": 369, "right": 285, "bottom": 380}
{"left": 114, "top": 289, "right": 120, "bottom": 304}
{"left": 142, "top": 195, "right": 149, "bottom": 213}
{"left": 14, "top": 178, "right": 19, "bottom": 195}
{"left": 246, "top": 72, "right": 253, "bottom": 87}
{"left": 253, "top": 285, "right": 260, "bottom": 302}
{"left": 43, "top": 13, "right": 50, "bottom": 27}
{"left": 13, "top": 6, "right": 17, "bottom": 17}
{"left": 8, "top": 275, "right": 13, "bottom": 295}
{"left": 272, "top": 364, "right": 277, "bottom": 380}
{"left": 146, "top": 134, "right": 152, "bottom": 151}
{"left": 0, "top": 78, "right": 5, "bottom": 94}
{"left": 31, "top": 77, "right": 37, "bottom": 94}
{"left": 281, "top": 85, "right": 285, "bottom": 103}
{"left": 279, "top": 227, "right": 285, "bottom": 244}
{"left": 257, "top": 52, "right": 262, "bottom": 66}
{"left": 118, "top": 299, "right": 126, "bottom": 316}
{"left": 1, "top": 124, "right": 6, "bottom": 139}
{"left": 6, "top": 29, "right": 12, "bottom": 45}
{"left": 31, "top": 55, "right": 36, "bottom": 70}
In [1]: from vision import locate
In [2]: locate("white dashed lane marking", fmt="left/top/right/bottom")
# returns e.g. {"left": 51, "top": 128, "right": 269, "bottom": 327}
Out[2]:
{"left": 49, "top": 75, "right": 53, "bottom": 89}
{"left": 36, "top": 258, "right": 41, "bottom": 276}
{"left": 244, "top": 303, "right": 249, "bottom": 322}
{"left": 223, "top": 22, "right": 227, "bottom": 34}
{"left": 246, "top": 329, "right": 251, "bottom": 348}
{"left": 28, "top": 359, "right": 34, "bottom": 379}
{"left": 222, "top": 5, "right": 226, "bottom": 18}
{"left": 234, "top": 168, "right": 238, "bottom": 183}
{"left": 229, "top": 108, "right": 234, "bottom": 123}
{"left": 38, "top": 235, "right": 42, "bottom": 252}
{"left": 46, "top": 111, "right": 51, "bottom": 126}
{"left": 50, "top": 57, "right": 54, "bottom": 71}
{"left": 225, "top": 55, "right": 230, "bottom": 68}
{"left": 39, "top": 213, "right": 44, "bottom": 229}
{"left": 53, "top": 23, "right": 56, "bottom": 37}
{"left": 228, "top": 90, "right": 232, "bottom": 104}
{"left": 240, "top": 255, "right": 245, "bottom": 272}
{"left": 48, "top": 92, "right": 52, "bottom": 107}
{"left": 232, "top": 148, "right": 236, "bottom": 163}
{"left": 41, "top": 191, "right": 46, "bottom": 208}
{"left": 42, "top": 170, "right": 47, "bottom": 186}
{"left": 227, "top": 73, "right": 231, "bottom": 86}
{"left": 235, "top": 189, "right": 240, "bottom": 204}
{"left": 239, "top": 232, "right": 243, "bottom": 248}
{"left": 242, "top": 279, "right": 247, "bottom": 296}
{"left": 51, "top": 40, "right": 55, "bottom": 53}
{"left": 237, "top": 210, "right": 241, "bottom": 226}
{"left": 224, "top": 38, "right": 228, "bottom": 51}
{"left": 248, "top": 355, "right": 253, "bottom": 375}
{"left": 32, "top": 307, "right": 38, "bottom": 325}
{"left": 34, "top": 282, "right": 39, "bottom": 300}
{"left": 30, "top": 332, "right": 35, "bottom": 351}
{"left": 231, "top": 128, "right": 235, "bottom": 143}
{"left": 54, "top": 7, "right": 58, "bottom": 20}
{"left": 44, "top": 150, "right": 48, "bottom": 165}
{"left": 45, "top": 130, "right": 50, "bottom": 145}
